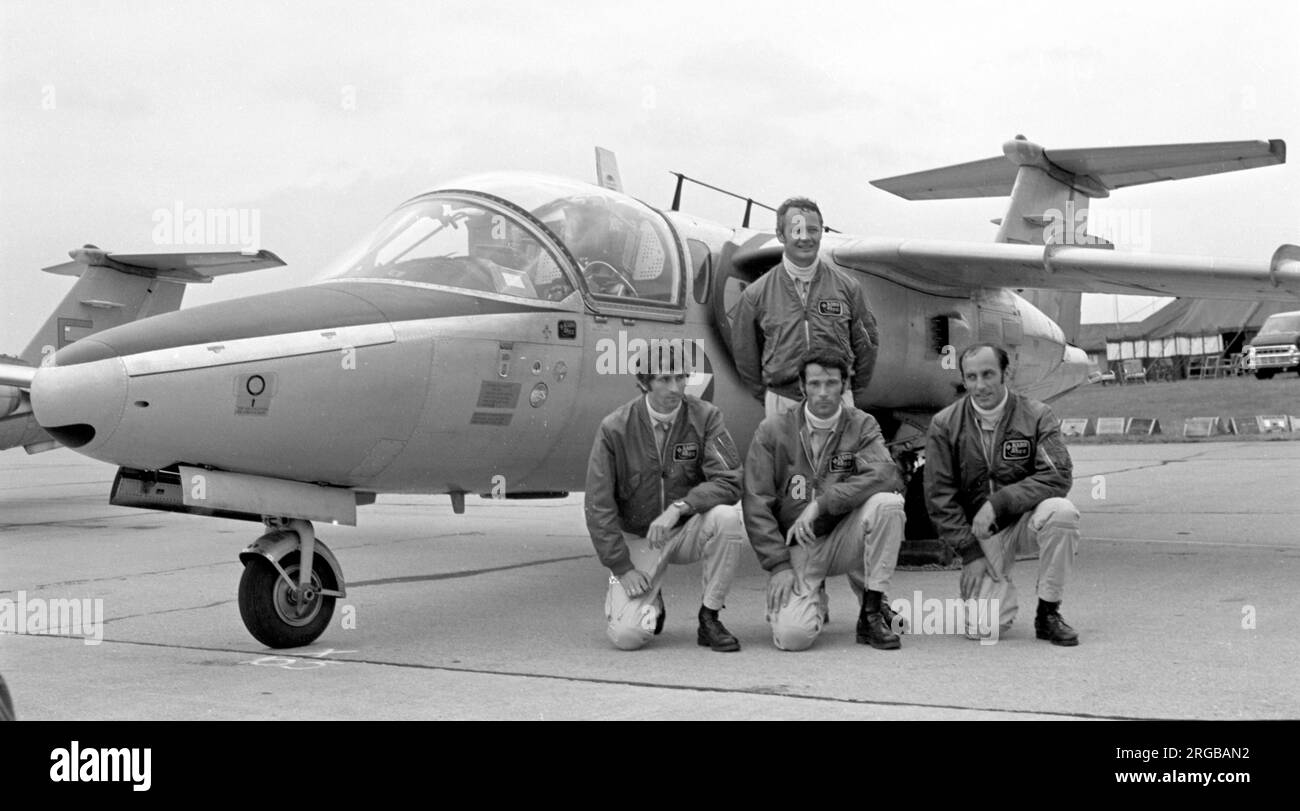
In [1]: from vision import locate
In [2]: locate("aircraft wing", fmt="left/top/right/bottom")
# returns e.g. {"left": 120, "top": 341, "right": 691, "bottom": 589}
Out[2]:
{"left": 42, "top": 247, "right": 286, "bottom": 284}
{"left": 0, "top": 362, "right": 35, "bottom": 389}
{"left": 832, "top": 239, "right": 1300, "bottom": 301}
{"left": 0, "top": 357, "right": 47, "bottom": 453}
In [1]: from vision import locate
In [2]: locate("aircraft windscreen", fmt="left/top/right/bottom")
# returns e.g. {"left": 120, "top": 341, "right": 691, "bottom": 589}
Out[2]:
{"left": 447, "top": 174, "right": 683, "bottom": 305}
{"left": 323, "top": 195, "right": 576, "bottom": 302}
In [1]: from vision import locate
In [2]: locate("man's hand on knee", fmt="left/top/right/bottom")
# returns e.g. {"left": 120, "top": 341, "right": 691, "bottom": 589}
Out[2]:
{"left": 960, "top": 556, "right": 999, "bottom": 599}
{"left": 785, "top": 501, "right": 819, "bottom": 548}
{"left": 619, "top": 569, "right": 651, "bottom": 598}
{"left": 971, "top": 502, "right": 997, "bottom": 541}
{"left": 767, "top": 569, "right": 796, "bottom": 613}
{"left": 646, "top": 504, "right": 683, "bottom": 548}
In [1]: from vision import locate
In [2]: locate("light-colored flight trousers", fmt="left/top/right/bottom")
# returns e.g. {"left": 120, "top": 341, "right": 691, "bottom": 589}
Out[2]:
{"left": 605, "top": 505, "right": 746, "bottom": 651}
{"left": 769, "top": 492, "right": 906, "bottom": 651}
{"left": 765, "top": 390, "right": 854, "bottom": 420}
{"left": 967, "top": 497, "right": 1080, "bottom": 634}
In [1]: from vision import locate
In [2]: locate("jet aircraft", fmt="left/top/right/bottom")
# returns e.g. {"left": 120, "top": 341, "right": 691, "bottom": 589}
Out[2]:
{"left": 1, "top": 137, "right": 1296, "bottom": 647}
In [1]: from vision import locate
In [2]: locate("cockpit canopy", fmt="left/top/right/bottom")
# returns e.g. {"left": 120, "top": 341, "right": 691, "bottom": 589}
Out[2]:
{"left": 321, "top": 173, "right": 682, "bottom": 306}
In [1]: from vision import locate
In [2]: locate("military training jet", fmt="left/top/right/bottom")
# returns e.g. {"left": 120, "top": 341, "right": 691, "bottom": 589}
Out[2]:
{"left": 0, "top": 136, "right": 1295, "bottom": 647}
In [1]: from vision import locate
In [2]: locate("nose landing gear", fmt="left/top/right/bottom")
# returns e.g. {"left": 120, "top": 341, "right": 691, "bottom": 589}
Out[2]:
{"left": 238, "top": 518, "right": 347, "bottom": 648}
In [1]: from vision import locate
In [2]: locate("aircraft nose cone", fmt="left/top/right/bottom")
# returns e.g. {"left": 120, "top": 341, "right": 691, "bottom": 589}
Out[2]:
{"left": 29, "top": 354, "right": 129, "bottom": 449}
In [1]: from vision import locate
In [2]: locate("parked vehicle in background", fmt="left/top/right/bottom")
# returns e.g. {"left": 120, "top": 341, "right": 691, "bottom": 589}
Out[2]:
{"left": 1246, "top": 311, "right": 1300, "bottom": 379}
{"left": 1121, "top": 358, "right": 1147, "bottom": 383}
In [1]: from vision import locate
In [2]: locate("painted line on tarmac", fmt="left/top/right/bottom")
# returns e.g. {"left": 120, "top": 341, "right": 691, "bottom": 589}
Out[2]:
{"left": 0, "top": 513, "right": 169, "bottom": 531}
{"left": 1084, "top": 509, "right": 1298, "bottom": 515}
{"left": 2, "top": 545, "right": 592, "bottom": 595}
{"left": 1070, "top": 450, "right": 1210, "bottom": 480}
{"left": 22, "top": 554, "right": 597, "bottom": 623}
{"left": 1089, "top": 536, "right": 1299, "bottom": 550}
{"left": 6, "top": 632, "right": 1150, "bottom": 720}
{"left": 349, "top": 553, "right": 594, "bottom": 587}
{"left": 103, "top": 600, "right": 232, "bottom": 625}
{"left": 0, "top": 558, "right": 235, "bottom": 594}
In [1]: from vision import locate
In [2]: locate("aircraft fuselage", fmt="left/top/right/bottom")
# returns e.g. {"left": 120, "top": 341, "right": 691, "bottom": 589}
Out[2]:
{"left": 28, "top": 175, "right": 1087, "bottom": 500}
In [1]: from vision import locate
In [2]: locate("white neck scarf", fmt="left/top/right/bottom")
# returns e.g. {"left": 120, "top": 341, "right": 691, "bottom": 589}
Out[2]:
{"left": 971, "top": 389, "right": 1009, "bottom": 431}
{"left": 804, "top": 405, "right": 841, "bottom": 431}
{"left": 645, "top": 396, "right": 681, "bottom": 427}
{"left": 783, "top": 255, "right": 818, "bottom": 284}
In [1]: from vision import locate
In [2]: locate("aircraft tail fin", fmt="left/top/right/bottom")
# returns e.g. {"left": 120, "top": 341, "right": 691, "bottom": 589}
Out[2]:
{"left": 988, "top": 138, "right": 1095, "bottom": 341}
{"left": 870, "top": 136, "right": 1286, "bottom": 344}
{"left": 5, "top": 245, "right": 284, "bottom": 453}
{"left": 19, "top": 245, "right": 285, "bottom": 366}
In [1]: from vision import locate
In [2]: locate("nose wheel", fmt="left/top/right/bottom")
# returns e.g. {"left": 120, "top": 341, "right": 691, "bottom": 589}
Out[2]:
{"left": 238, "top": 520, "right": 344, "bottom": 648}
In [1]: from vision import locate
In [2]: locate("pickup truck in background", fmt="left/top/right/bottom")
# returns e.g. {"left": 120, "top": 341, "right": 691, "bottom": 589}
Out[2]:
{"left": 1246, "top": 311, "right": 1300, "bottom": 379}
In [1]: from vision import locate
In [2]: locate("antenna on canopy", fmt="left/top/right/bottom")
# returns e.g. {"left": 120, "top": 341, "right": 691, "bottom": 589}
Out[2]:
{"left": 667, "top": 172, "right": 838, "bottom": 232}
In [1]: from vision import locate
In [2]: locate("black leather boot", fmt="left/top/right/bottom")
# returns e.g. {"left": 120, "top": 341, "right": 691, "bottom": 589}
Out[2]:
{"left": 1034, "top": 605, "right": 1079, "bottom": 646}
{"left": 697, "top": 605, "right": 740, "bottom": 652}
{"left": 856, "top": 595, "right": 901, "bottom": 650}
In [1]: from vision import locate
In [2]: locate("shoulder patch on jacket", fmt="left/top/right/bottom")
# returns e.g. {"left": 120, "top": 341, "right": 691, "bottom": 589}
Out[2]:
{"left": 818, "top": 299, "right": 845, "bottom": 317}
{"left": 710, "top": 431, "right": 741, "bottom": 469}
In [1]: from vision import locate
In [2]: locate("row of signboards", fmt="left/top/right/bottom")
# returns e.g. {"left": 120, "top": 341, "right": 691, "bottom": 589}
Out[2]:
{"left": 1059, "top": 416, "right": 1298, "bottom": 438}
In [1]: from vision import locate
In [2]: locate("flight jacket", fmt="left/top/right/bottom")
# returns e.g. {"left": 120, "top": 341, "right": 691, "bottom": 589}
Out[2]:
{"left": 743, "top": 404, "right": 903, "bottom": 574}
{"left": 923, "top": 391, "right": 1074, "bottom": 564}
{"left": 730, "top": 259, "right": 880, "bottom": 408}
{"left": 584, "top": 394, "right": 743, "bottom": 576}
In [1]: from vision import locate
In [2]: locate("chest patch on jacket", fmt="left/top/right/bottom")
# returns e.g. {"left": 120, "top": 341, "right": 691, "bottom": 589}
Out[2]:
{"left": 673, "top": 443, "right": 699, "bottom": 462}
{"left": 1002, "top": 439, "right": 1031, "bottom": 461}
{"left": 818, "top": 300, "right": 845, "bottom": 317}
{"left": 829, "top": 452, "right": 855, "bottom": 472}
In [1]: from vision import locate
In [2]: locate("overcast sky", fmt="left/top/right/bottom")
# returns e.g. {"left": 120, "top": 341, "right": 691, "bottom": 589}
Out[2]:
{"left": 2, "top": 0, "right": 1297, "bottom": 351}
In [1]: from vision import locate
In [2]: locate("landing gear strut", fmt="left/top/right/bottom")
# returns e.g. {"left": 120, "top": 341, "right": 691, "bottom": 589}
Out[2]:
{"left": 238, "top": 518, "right": 347, "bottom": 648}
{"left": 889, "top": 436, "right": 953, "bottom": 567}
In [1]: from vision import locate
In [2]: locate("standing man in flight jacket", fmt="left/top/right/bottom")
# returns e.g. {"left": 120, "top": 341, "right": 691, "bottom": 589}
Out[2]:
{"left": 732, "top": 197, "right": 880, "bottom": 418}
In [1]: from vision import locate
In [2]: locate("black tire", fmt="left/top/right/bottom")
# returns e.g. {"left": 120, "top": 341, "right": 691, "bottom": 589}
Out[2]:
{"left": 1255, "top": 370, "right": 1275, "bottom": 380}
{"left": 238, "top": 551, "right": 336, "bottom": 648}
{"left": 0, "top": 674, "right": 14, "bottom": 722}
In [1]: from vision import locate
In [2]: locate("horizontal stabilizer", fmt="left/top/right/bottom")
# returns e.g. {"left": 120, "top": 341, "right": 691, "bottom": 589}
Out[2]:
{"left": 871, "top": 156, "right": 1017, "bottom": 200}
{"left": 871, "top": 138, "right": 1286, "bottom": 200}
{"left": 43, "top": 246, "right": 286, "bottom": 284}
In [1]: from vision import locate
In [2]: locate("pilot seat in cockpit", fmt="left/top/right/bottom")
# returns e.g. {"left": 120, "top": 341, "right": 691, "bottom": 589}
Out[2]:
{"left": 540, "top": 198, "right": 674, "bottom": 303}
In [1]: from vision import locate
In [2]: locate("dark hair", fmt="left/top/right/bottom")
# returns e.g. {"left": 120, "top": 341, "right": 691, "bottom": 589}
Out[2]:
{"left": 776, "top": 197, "right": 822, "bottom": 234}
{"left": 957, "top": 343, "right": 1010, "bottom": 376}
{"left": 635, "top": 339, "right": 694, "bottom": 390}
{"left": 798, "top": 348, "right": 850, "bottom": 387}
